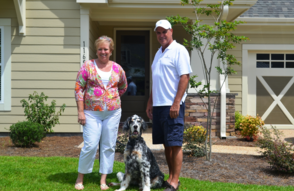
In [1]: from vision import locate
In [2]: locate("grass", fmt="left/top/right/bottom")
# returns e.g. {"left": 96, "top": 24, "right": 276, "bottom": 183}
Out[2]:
{"left": 0, "top": 156, "right": 293, "bottom": 191}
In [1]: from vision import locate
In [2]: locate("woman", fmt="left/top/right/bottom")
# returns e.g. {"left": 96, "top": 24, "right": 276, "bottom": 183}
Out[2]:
{"left": 74, "top": 36, "right": 127, "bottom": 190}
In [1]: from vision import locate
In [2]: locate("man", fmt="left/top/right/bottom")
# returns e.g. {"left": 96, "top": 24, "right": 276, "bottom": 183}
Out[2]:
{"left": 127, "top": 76, "right": 137, "bottom": 95}
{"left": 146, "top": 19, "right": 192, "bottom": 191}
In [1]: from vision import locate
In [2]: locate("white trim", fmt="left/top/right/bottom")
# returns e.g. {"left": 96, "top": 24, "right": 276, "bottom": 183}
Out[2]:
{"left": 0, "top": 19, "right": 11, "bottom": 111}
{"left": 80, "top": 6, "right": 90, "bottom": 67}
{"left": 109, "top": 0, "right": 257, "bottom": 5}
{"left": 79, "top": 6, "right": 90, "bottom": 132}
{"left": 0, "top": 26, "right": 3, "bottom": 104}
{"left": 77, "top": 0, "right": 107, "bottom": 3}
{"left": 242, "top": 44, "right": 294, "bottom": 129}
{"left": 13, "top": 0, "right": 26, "bottom": 36}
{"left": 236, "top": 17, "right": 294, "bottom": 25}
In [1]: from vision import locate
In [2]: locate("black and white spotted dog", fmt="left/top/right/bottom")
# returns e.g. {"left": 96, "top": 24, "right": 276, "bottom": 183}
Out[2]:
{"left": 109, "top": 114, "right": 164, "bottom": 191}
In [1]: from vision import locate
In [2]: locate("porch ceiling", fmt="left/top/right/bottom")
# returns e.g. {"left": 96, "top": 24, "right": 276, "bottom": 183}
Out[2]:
{"left": 79, "top": 0, "right": 258, "bottom": 23}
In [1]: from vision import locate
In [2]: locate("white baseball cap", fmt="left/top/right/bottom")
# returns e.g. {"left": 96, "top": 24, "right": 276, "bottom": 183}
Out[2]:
{"left": 154, "top": 19, "right": 172, "bottom": 31}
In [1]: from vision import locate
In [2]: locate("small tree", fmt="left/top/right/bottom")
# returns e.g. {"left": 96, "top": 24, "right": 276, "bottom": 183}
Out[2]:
{"left": 167, "top": 0, "right": 248, "bottom": 160}
{"left": 20, "top": 91, "right": 66, "bottom": 136}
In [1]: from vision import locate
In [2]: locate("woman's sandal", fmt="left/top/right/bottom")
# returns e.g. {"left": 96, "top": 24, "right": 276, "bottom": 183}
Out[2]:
{"left": 75, "top": 183, "right": 84, "bottom": 190}
{"left": 100, "top": 184, "right": 109, "bottom": 190}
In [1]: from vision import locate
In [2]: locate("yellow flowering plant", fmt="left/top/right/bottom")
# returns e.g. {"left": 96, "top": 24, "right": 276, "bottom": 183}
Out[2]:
{"left": 240, "top": 115, "right": 264, "bottom": 140}
{"left": 183, "top": 125, "right": 208, "bottom": 157}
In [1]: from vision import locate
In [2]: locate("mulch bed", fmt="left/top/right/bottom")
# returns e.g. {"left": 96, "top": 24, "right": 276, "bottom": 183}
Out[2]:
{"left": 1, "top": 135, "right": 294, "bottom": 187}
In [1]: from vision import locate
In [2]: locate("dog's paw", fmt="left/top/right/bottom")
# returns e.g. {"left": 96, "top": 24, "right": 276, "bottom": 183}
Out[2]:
{"left": 117, "top": 172, "right": 124, "bottom": 182}
{"left": 142, "top": 188, "right": 151, "bottom": 191}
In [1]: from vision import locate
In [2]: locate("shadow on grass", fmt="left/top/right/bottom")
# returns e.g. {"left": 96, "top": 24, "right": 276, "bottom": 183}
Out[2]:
{"left": 47, "top": 171, "right": 163, "bottom": 190}
{"left": 47, "top": 171, "right": 117, "bottom": 185}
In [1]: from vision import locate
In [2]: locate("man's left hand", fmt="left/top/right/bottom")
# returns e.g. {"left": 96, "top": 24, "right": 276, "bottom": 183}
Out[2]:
{"left": 170, "top": 103, "right": 180, "bottom": 119}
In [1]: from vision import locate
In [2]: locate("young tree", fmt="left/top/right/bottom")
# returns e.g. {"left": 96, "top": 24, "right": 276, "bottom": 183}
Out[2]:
{"left": 167, "top": 0, "right": 248, "bottom": 161}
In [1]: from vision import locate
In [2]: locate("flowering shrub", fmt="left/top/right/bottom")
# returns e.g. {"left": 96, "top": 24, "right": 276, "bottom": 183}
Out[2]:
{"left": 183, "top": 124, "right": 208, "bottom": 157}
{"left": 257, "top": 125, "right": 294, "bottom": 173}
{"left": 240, "top": 115, "right": 264, "bottom": 139}
{"left": 266, "top": 140, "right": 294, "bottom": 173}
{"left": 115, "top": 132, "right": 128, "bottom": 153}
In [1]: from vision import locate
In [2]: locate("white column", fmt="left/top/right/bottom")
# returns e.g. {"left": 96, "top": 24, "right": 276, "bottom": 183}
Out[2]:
{"left": 79, "top": 6, "right": 90, "bottom": 132}
{"left": 80, "top": 6, "right": 90, "bottom": 67}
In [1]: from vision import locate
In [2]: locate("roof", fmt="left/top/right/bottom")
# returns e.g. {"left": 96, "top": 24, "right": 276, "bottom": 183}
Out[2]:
{"left": 240, "top": 0, "right": 294, "bottom": 18}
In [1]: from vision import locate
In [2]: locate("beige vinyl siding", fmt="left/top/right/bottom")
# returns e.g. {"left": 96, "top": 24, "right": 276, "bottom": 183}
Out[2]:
{"left": 89, "top": 19, "right": 99, "bottom": 60}
{"left": 228, "top": 34, "right": 294, "bottom": 113}
{"left": 0, "top": 0, "right": 80, "bottom": 132}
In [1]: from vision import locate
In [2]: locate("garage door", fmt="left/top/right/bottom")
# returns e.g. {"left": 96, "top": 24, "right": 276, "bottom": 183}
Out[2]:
{"left": 247, "top": 53, "right": 294, "bottom": 129}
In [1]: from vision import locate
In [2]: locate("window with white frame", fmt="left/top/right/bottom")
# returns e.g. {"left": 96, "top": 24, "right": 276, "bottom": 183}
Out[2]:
{"left": 0, "top": 19, "right": 11, "bottom": 111}
{"left": 256, "top": 53, "right": 294, "bottom": 68}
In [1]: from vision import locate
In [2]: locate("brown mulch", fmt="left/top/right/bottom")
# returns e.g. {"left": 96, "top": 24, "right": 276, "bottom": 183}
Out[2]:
{"left": 1, "top": 135, "right": 294, "bottom": 187}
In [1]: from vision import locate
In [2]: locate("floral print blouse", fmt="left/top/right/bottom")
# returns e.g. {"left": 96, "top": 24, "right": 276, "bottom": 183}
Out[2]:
{"left": 75, "top": 59, "right": 127, "bottom": 111}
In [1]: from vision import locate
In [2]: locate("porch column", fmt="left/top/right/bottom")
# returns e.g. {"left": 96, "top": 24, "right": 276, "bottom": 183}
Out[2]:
{"left": 79, "top": 6, "right": 90, "bottom": 132}
{"left": 80, "top": 6, "right": 90, "bottom": 67}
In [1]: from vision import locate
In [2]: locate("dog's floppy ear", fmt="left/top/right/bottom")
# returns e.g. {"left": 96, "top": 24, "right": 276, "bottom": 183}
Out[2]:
{"left": 123, "top": 117, "right": 131, "bottom": 131}
{"left": 141, "top": 118, "right": 148, "bottom": 131}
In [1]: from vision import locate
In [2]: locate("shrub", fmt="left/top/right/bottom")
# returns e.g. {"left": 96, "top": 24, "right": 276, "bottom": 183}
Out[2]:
{"left": 239, "top": 115, "right": 264, "bottom": 139}
{"left": 183, "top": 124, "right": 208, "bottom": 157}
{"left": 20, "top": 91, "right": 66, "bottom": 136}
{"left": 266, "top": 140, "right": 294, "bottom": 173}
{"left": 10, "top": 121, "right": 44, "bottom": 147}
{"left": 257, "top": 125, "right": 284, "bottom": 156}
{"left": 116, "top": 132, "right": 128, "bottom": 153}
{"left": 235, "top": 111, "right": 244, "bottom": 130}
{"left": 257, "top": 125, "right": 294, "bottom": 173}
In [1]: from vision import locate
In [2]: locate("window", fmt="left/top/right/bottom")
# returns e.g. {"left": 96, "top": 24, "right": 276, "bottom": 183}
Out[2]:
{"left": 256, "top": 53, "right": 294, "bottom": 69}
{"left": 0, "top": 19, "right": 11, "bottom": 111}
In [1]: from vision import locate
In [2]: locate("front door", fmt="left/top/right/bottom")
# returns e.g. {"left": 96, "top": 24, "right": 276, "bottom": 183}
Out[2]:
{"left": 116, "top": 30, "right": 150, "bottom": 121}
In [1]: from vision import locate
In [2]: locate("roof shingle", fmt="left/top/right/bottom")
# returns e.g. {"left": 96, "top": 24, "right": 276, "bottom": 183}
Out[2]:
{"left": 240, "top": 0, "right": 294, "bottom": 18}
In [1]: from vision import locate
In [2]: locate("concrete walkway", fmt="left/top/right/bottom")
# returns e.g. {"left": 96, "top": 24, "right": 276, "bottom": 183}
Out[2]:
{"left": 77, "top": 129, "right": 294, "bottom": 156}
{"left": 140, "top": 130, "right": 262, "bottom": 155}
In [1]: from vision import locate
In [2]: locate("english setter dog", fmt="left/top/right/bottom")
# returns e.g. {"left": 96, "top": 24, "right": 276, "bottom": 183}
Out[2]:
{"left": 110, "top": 114, "right": 164, "bottom": 191}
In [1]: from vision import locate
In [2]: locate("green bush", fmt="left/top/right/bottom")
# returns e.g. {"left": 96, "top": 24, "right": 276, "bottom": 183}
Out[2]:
{"left": 257, "top": 126, "right": 294, "bottom": 173}
{"left": 116, "top": 132, "right": 128, "bottom": 153}
{"left": 183, "top": 124, "right": 208, "bottom": 157}
{"left": 10, "top": 121, "right": 44, "bottom": 147}
{"left": 20, "top": 91, "right": 66, "bottom": 136}
{"left": 235, "top": 111, "right": 243, "bottom": 130}
{"left": 240, "top": 115, "right": 264, "bottom": 140}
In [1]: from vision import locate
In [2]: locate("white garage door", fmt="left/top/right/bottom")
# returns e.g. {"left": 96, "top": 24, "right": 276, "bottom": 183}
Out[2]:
{"left": 247, "top": 53, "right": 294, "bottom": 129}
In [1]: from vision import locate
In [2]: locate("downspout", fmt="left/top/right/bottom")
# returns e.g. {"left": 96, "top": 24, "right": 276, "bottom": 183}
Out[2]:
{"left": 220, "top": 4, "right": 229, "bottom": 139}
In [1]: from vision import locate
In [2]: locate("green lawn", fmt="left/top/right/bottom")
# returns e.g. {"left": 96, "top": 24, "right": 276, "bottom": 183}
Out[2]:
{"left": 0, "top": 156, "right": 293, "bottom": 191}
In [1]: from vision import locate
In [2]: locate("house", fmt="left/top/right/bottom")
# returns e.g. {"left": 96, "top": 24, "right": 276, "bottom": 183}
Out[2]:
{"left": 0, "top": 0, "right": 293, "bottom": 136}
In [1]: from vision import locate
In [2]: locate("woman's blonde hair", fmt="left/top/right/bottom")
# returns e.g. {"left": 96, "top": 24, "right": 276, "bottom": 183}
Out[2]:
{"left": 94, "top": 36, "right": 114, "bottom": 52}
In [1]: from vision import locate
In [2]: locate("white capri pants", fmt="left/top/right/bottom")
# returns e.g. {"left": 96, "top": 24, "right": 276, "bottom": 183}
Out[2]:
{"left": 78, "top": 108, "right": 121, "bottom": 174}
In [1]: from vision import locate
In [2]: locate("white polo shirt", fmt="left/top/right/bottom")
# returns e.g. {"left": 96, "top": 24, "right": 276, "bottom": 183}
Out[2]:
{"left": 151, "top": 40, "right": 192, "bottom": 106}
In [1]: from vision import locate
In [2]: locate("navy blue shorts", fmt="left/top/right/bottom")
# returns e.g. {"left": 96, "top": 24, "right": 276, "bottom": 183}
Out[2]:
{"left": 152, "top": 102, "right": 185, "bottom": 147}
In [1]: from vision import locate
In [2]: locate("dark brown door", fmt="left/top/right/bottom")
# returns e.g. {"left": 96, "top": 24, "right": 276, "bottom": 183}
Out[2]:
{"left": 116, "top": 30, "right": 150, "bottom": 121}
